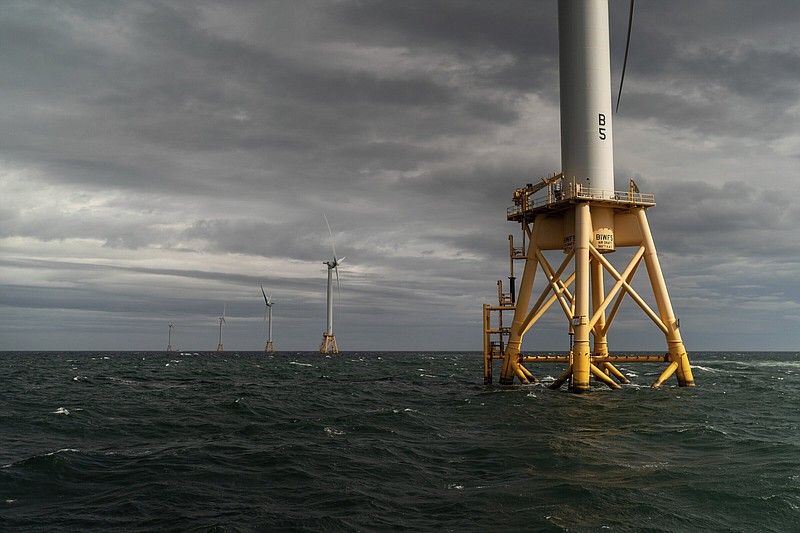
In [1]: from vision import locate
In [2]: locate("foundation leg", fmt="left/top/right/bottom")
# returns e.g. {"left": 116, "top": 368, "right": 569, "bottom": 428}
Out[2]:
{"left": 591, "top": 253, "right": 608, "bottom": 358}
{"left": 570, "top": 204, "right": 592, "bottom": 392}
{"left": 550, "top": 365, "right": 573, "bottom": 390}
{"left": 591, "top": 363, "right": 622, "bottom": 389}
{"left": 500, "top": 216, "right": 545, "bottom": 384}
{"left": 636, "top": 208, "right": 695, "bottom": 387}
{"left": 601, "top": 362, "right": 630, "bottom": 384}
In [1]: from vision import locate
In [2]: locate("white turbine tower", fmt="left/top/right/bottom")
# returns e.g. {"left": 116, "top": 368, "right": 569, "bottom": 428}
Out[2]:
{"left": 167, "top": 324, "right": 174, "bottom": 352}
{"left": 216, "top": 304, "right": 226, "bottom": 352}
{"left": 261, "top": 285, "right": 275, "bottom": 353}
{"left": 320, "top": 214, "right": 344, "bottom": 354}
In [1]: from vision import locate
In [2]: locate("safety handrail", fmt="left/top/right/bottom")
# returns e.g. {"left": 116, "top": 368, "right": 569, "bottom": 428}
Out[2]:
{"left": 507, "top": 183, "right": 655, "bottom": 217}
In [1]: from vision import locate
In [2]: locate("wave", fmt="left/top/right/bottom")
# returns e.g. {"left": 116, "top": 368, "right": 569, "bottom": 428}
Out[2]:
{"left": 0, "top": 350, "right": 797, "bottom": 532}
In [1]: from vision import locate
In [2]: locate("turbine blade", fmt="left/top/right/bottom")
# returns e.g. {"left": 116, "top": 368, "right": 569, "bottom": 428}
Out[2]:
{"left": 260, "top": 285, "right": 269, "bottom": 304}
{"left": 615, "top": 0, "right": 636, "bottom": 113}
{"left": 323, "top": 213, "right": 337, "bottom": 260}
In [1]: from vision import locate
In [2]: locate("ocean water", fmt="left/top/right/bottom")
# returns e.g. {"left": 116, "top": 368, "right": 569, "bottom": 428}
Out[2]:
{"left": 1, "top": 351, "right": 798, "bottom": 532}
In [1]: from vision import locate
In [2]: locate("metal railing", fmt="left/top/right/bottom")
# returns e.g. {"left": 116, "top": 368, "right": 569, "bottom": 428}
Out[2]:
{"left": 507, "top": 183, "right": 655, "bottom": 217}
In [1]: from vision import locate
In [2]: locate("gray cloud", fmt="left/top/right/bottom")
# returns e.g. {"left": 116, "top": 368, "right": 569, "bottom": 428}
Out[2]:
{"left": 1, "top": 0, "right": 798, "bottom": 352}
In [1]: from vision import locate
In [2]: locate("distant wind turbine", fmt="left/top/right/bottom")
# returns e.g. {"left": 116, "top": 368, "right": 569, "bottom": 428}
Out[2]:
{"left": 216, "top": 304, "right": 226, "bottom": 352}
{"left": 261, "top": 285, "right": 275, "bottom": 353}
{"left": 320, "top": 214, "right": 343, "bottom": 354}
{"left": 167, "top": 324, "right": 175, "bottom": 352}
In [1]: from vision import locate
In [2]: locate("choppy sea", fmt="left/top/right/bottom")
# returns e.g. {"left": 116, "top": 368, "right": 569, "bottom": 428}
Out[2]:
{"left": 1, "top": 351, "right": 798, "bottom": 532}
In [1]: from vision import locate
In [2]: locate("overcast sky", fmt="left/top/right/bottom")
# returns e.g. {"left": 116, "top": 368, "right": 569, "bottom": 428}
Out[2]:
{"left": 2, "top": 0, "right": 799, "bottom": 353}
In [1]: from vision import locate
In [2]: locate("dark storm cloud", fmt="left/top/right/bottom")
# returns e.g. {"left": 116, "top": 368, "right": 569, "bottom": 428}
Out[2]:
{"left": 331, "top": 0, "right": 560, "bottom": 94}
{"left": 610, "top": 1, "right": 800, "bottom": 141}
{"left": 649, "top": 180, "right": 800, "bottom": 259}
{"left": 331, "top": 0, "right": 556, "bottom": 58}
{"left": 2, "top": 0, "right": 798, "bottom": 350}
{"left": 0, "top": 0, "right": 529, "bottom": 204}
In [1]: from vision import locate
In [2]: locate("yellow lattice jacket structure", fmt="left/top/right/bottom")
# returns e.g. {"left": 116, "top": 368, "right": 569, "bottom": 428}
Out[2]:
{"left": 483, "top": 177, "right": 695, "bottom": 391}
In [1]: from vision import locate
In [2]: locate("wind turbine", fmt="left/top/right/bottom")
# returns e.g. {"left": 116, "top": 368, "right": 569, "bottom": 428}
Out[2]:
{"left": 167, "top": 324, "right": 174, "bottom": 352}
{"left": 320, "top": 214, "right": 343, "bottom": 354}
{"left": 260, "top": 285, "right": 275, "bottom": 353}
{"left": 216, "top": 304, "right": 226, "bottom": 352}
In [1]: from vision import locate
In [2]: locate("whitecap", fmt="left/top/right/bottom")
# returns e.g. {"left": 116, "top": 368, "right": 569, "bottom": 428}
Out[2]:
{"left": 46, "top": 448, "right": 79, "bottom": 455}
{"left": 52, "top": 407, "right": 70, "bottom": 416}
{"left": 324, "top": 426, "right": 345, "bottom": 437}
{"left": 290, "top": 361, "right": 313, "bottom": 367}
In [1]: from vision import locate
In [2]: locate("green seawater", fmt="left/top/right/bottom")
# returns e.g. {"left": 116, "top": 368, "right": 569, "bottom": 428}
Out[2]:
{"left": 1, "top": 351, "right": 798, "bottom": 532}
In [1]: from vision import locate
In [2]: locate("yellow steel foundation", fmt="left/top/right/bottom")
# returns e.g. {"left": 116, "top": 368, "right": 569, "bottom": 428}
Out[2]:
{"left": 320, "top": 334, "right": 339, "bottom": 354}
{"left": 483, "top": 177, "right": 695, "bottom": 391}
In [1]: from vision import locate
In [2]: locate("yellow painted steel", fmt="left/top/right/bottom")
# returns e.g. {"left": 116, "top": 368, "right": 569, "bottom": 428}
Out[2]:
{"left": 569, "top": 203, "right": 592, "bottom": 392}
{"left": 483, "top": 304, "right": 492, "bottom": 384}
{"left": 518, "top": 364, "right": 538, "bottom": 383}
{"left": 652, "top": 361, "right": 679, "bottom": 387}
{"left": 549, "top": 365, "right": 573, "bottom": 390}
{"left": 319, "top": 334, "right": 339, "bottom": 354}
{"left": 590, "top": 363, "right": 621, "bottom": 389}
{"left": 520, "top": 356, "right": 570, "bottom": 363}
{"left": 598, "top": 361, "right": 630, "bottom": 384}
{"left": 588, "top": 245, "right": 644, "bottom": 330}
{"left": 635, "top": 208, "right": 695, "bottom": 387}
{"left": 499, "top": 215, "right": 546, "bottom": 384}
{"left": 591, "top": 253, "right": 608, "bottom": 358}
{"left": 482, "top": 175, "right": 696, "bottom": 391}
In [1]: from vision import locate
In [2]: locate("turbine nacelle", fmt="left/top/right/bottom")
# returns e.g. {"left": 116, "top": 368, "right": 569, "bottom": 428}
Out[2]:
{"left": 324, "top": 256, "right": 344, "bottom": 269}
{"left": 260, "top": 284, "right": 274, "bottom": 307}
